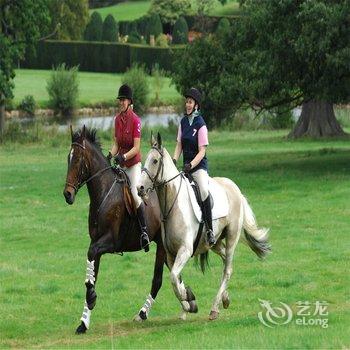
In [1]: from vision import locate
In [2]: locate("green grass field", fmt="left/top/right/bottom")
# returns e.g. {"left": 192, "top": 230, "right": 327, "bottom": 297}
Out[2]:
{"left": 1, "top": 127, "right": 349, "bottom": 348}
{"left": 90, "top": 1, "right": 151, "bottom": 21}
{"left": 91, "top": 0, "right": 241, "bottom": 22}
{"left": 13, "top": 69, "right": 180, "bottom": 108}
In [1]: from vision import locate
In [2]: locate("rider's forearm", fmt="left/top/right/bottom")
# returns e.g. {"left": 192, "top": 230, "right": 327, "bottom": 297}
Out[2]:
{"left": 110, "top": 143, "right": 119, "bottom": 156}
{"left": 173, "top": 142, "right": 182, "bottom": 161}
{"left": 190, "top": 147, "right": 206, "bottom": 168}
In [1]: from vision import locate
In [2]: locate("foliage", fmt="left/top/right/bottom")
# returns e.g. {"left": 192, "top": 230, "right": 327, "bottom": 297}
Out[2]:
{"left": 151, "top": 63, "right": 166, "bottom": 105}
{"left": 155, "top": 34, "right": 169, "bottom": 47}
{"left": 146, "top": 14, "right": 163, "bottom": 42}
{"left": 193, "top": 0, "right": 217, "bottom": 16}
{"left": 127, "top": 30, "right": 142, "bottom": 44}
{"left": 172, "top": 17, "right": 189, "bottom": 44}
{"left": 148, "top": 0, "right": 192, "bottom": 25}
{"left": 84, "top": 11, "right": 103, "bottom": 41}
{"left": 48, "top": 0, "right": 89, "bottom": 40}
{"left": 122, "top": 65, "right": 150, "bottom": 114}
{"left": 215, "top": 17, "right": 231, "bottom": 37}
{"left": 18, "top": 95, "right": 36, "bottom": 117}
{"left": 172, "top": 0, "right": 350, "bottom": 129}
{"left": 46, "top": 64, "right": 79, "bottom": 116}
{"left": 102, "top": 14, "right": 118, "bottom": 42}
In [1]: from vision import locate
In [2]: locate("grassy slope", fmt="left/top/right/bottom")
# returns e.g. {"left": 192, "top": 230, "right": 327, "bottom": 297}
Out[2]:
{"left": 0, "top": 129, "right": 349, "bottom": 348}
{"left": 90, "top": 1, "right": 151, "bottom": 21}
{"left": 13, "top": 69, "right": 180, "bottom": 108}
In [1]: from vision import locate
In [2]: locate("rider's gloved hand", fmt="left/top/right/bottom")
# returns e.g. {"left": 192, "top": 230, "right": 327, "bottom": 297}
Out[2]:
{"left": 115, "top": 153, "right": 125, "bottom": 165}
{"left": 107, "top": 151, "right": 113, "bottom": 164}
{"left": 183, "top": 163, "right": 192, "bottom": 173}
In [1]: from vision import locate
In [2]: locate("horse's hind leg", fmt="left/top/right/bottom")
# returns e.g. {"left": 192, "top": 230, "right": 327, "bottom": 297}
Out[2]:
{"left": 211, "top": 241, "right": 230, "bottom": 309}
{"left": 134, "top": 241, "right": 166, "bottom": 322}
{"left": 76, "top": 237, "right": 114, "bottom": 334}
{"left": 209, "top": 225, "right": 241, "bottom": 321}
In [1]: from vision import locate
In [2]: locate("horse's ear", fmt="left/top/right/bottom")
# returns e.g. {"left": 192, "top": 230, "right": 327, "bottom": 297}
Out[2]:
{"left": 150, "top": 130, "right": 156, "bottom": 146}
{"left": 70, "top": 124, "right": 73, "bottom": 140}
{"left": 157, "top": 132, "right": 162, "bottom": 148}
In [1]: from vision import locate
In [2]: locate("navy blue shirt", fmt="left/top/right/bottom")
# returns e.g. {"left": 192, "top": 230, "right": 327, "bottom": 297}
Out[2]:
{"left": 180, "top": 114, "right": 208, "bottom": 173}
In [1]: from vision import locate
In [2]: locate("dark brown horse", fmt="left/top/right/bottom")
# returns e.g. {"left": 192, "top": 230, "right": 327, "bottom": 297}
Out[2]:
{"left": 63, "top": 126, "right": 179, "bottom": 334}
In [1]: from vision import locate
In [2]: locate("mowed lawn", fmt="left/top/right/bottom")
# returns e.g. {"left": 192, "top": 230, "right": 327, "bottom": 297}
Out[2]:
{"left": 0, "top": 129, "right": 349, "bottom": 348}
{"left": 13, "top": 69, "right": 180, "bottom": 108}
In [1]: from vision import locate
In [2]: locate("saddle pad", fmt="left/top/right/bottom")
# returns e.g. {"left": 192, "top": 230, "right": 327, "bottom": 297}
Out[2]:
{"left": 184, "top": 176, "right": 229, "bottom": 223}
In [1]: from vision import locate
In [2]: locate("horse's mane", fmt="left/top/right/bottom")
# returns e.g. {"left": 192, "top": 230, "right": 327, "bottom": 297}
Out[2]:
{"left": 73, "top": 127, "right": 102, "bottom": 152}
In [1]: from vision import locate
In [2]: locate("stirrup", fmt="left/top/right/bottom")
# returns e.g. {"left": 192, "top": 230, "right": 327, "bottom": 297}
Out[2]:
{"left": 140, "top": 232, "right": 150, "bottom": 252}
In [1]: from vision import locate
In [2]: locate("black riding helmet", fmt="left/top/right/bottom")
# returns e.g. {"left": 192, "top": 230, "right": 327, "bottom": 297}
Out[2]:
{"left": 117, "top": 84, "right": 133, "bottom": 103}
{"left": 184, "top": 87, "right": 202, "bottom": 108}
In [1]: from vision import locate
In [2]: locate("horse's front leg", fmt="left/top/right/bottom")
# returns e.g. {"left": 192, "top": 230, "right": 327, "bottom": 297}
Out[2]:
{"left": 76, "top": 236, "right": 115, "bottom": 334}
{"left": 134, "top": 240, "right": 166, "bottom": 322}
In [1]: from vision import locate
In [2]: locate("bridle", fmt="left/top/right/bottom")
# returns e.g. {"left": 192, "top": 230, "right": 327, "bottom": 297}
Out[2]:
{"left": 142, "top": 146, "right": 184, "bottom": 222}
{"left": 65, "top": 140, "right": 112, "bottom": 193}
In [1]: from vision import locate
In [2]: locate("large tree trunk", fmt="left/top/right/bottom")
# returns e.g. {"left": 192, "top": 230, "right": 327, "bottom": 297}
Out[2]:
{"left": 289, "top": 100, "right": 345, "bottom": 138}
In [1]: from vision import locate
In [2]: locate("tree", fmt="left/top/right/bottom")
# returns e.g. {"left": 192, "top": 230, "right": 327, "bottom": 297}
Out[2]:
{"left": 48, "top": 0, "right": 89, "bottom": 40}
{"left": 172, "top": 17, "right": 188, "bottom": 44}
{"left": 173, "top": 0, "right": 350, "bottom": 136}
{"left": 0, "top": 0, "right": 50, "bottom": 140}
{"left": 84, "top": 11, "right": 103, "bottom": 41}
{"left": 102, "top": 14, "right": 118, "bottom": 42}
{"left": 148, "top": 0, "right": 191, "bottom": 25}
{"left": 146, "top": 14, "right": 163, "bottom": 42}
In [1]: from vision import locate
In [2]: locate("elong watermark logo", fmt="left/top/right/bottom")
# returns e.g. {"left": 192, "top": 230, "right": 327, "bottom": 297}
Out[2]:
{"left": 258, "top": 299, "right": 329, "bottom": 328}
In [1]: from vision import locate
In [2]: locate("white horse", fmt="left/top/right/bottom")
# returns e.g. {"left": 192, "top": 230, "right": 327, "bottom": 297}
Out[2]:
{"left": 138, "top": 133, "right": 271, "bottom": 320}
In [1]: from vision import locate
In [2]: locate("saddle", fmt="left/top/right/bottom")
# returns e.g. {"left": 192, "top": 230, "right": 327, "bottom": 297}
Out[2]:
{"left": 113, "top": 167, "right": 137, "bottom": 216}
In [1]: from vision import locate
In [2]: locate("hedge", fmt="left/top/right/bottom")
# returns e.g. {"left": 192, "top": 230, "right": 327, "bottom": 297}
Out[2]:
{"left": 23, "top": 40, "right": 185, "bottom": 73}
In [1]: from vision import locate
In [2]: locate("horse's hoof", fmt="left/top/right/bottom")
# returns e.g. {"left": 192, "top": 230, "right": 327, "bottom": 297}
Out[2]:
{"left": 209, "top": 310, "right": 219, "bottom": 321}
{"left": 133, "top": 311, "right": 147, "bottom": 322}
{"left": 179, "top": 311, "right": 187, "bottom": 320}
{"left": 75, "top": 321, "right": 87, "bottom": 334}
{"left": 222, "top": 291, "right": 230, "bottom": 309}
{"left": 189, "top": 300, "right": 198, "bottom": 313}
{"left": 181, "top": 300, "right": 190, "bottom": 312}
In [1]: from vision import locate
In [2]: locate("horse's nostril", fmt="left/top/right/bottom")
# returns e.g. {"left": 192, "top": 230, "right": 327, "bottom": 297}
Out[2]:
{"left": 140, "top": 186, "right": 144, "bottom": 190}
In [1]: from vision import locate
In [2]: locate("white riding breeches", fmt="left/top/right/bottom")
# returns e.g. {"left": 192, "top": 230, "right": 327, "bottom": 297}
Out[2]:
{"left": 122, "top": 162, "right": 142, "bottom": 208}
{"left": 191, "top": 169, "right": 209, "bottom": 201}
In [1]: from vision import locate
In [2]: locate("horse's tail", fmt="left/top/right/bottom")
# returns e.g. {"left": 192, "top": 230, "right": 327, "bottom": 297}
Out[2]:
{"left": 194, "top": 251, "right": 209, "bottom": 274}
{"left": 241, "top": 195, "right": 271, "bottom": 258}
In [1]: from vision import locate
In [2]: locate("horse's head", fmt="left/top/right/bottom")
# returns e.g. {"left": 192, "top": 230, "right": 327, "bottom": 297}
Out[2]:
{"left": 63, "top": 125, "right": 91, "bottom": 205}
{"left": 138, "top": 132, "right": 177, "bottom": 199}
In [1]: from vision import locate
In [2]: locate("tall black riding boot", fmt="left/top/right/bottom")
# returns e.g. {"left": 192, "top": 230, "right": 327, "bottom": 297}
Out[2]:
{"left": 136, "top": 203, "right": 150, "bottom": 252}
{"left": 203, "top": 196, "right": 215, "bottom": 246}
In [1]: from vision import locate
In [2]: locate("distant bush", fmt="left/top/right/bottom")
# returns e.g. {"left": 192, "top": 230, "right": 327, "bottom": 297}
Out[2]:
{"left": 127, "top": 30, "right": 142, "bottom": 43}
{"left": 18, "top": 95, "right": 36, "bottom": 117}
{"left": 155, "top": 34, "right": 168, "bottom": 47}
{"left": 151, "top": 63, "right": 166, "bottom": 106}
{"left": 215, "top": 17, "right": 230, "bottom": 37}
{"left": 122, "top": 64, "right": 150, "bottom": 115}
{"left": 84, "top": 11, "right": 103, "bottom": 41}
{"left": 46, "top": 63, "right": 79, "bottom": 116}
{"left": 102, "top": 14, "right": 118, "bottom": 42}
{"left": 269, "top": 108, "right": 294, "bottom": 129}
{"left": 172, "top": 17, "right": 188, "bottom": 44}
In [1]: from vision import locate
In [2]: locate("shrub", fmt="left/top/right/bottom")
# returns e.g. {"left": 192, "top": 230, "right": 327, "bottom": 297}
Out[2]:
{"left": 122, "top": 64, "right": 150, "bottom": 115}
{"left": 146, "top": 14, "right": 163, "bottom": 43}
{"left": 172, "top": 17, "right": 188, "bottom": 44}
{"left": 215, "top": 17, "right": 230, "bottom": 37}
{"left": 84, "top": 11, "right": 103, "bottom": 41}
{"left": 18, "top": 95, "right": 36, "bottom": 117}
{"left": 151, "top": 63, "right": 165, "bottom": 106}
{"left": 269, "top": 108, "right": 294, "bottom": 129}
{"left": 127, "top": 30, "right": 142, "bottom": 44}
{"left": 155, "top": 34, "right": 168, "bottom": 47}
{"left": 46, "top": 63, "right": 79, "bottom": 116}
{"left": 102, "top": 14, "right": 118, "bottom": 42}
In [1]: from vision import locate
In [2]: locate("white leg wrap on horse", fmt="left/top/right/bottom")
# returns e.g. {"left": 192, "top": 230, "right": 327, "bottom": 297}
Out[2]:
{"left": 85, "top": 260, "right": 95, "bottom": 285}
{"left": 80, "top": 301, "right": 91, "bottom": 329}
{"left": 140, "top": 294, "right": 155, "bottom": 316}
